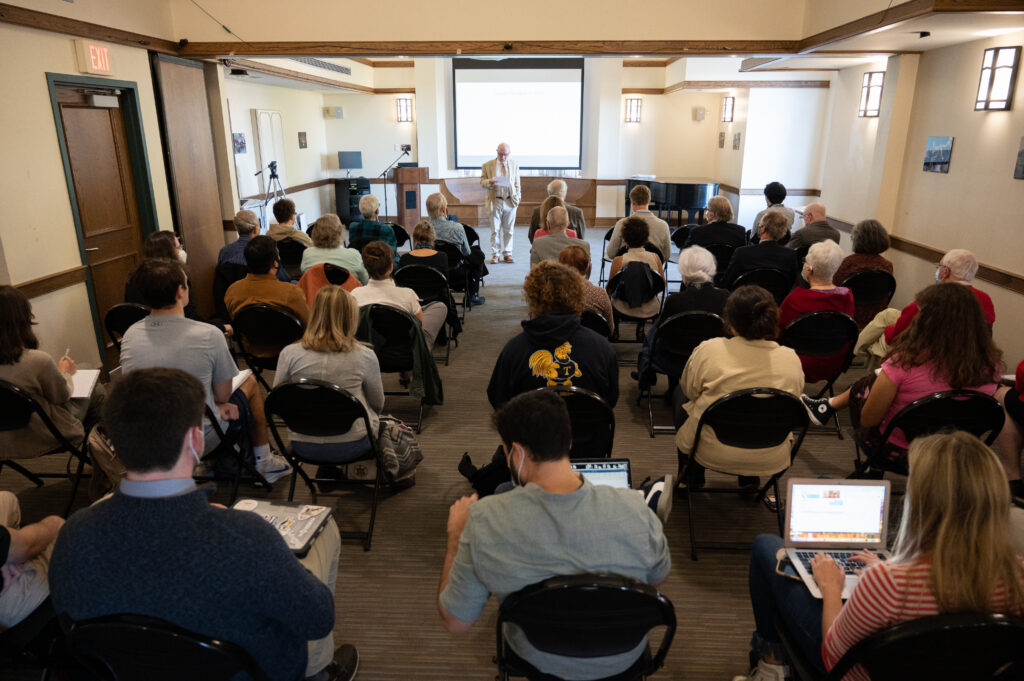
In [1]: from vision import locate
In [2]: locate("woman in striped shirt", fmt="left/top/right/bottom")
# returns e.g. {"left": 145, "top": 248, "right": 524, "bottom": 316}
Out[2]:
{"left": 735, "top": 431, "right": 1024, "bottom": 681}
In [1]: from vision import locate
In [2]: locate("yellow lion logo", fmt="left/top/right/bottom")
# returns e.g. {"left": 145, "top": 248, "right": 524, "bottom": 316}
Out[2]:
{"left": 529, "top": 342, "right": 582, "bottom": 386}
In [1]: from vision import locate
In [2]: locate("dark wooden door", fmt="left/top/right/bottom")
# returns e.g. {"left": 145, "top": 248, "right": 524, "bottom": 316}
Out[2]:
{"left": 57, "top": 86, "right": 144, "bottom": 369}
{"left": 152, "top": 55, "right": 223, "bottom": 318}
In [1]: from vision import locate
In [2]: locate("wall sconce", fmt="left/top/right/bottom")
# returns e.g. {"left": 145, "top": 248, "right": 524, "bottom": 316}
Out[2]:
{"left": 975, "top": 46, "right": 1021, "bottom": 111}
{"left": 858, "top": 72, "right": 884, "bottom": 117}
{"left": 721, "top": 96, "right": 734, "bottom": 122}
{"left": 396, "top": 97, "right": 413, "bottom": 122}
{"left": 625, "top": 97, "right": 642, "bottom": 123}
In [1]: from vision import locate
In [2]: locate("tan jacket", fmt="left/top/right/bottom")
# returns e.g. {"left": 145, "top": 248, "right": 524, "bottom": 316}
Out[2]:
{"left": 480, "top": 157, "right": 521, "bottom": 212}
{"left": 267, "top": 222, "right": 313, "bottom": 247}
{"left": 0, "top": 349, "right": 84, "bottom": 459}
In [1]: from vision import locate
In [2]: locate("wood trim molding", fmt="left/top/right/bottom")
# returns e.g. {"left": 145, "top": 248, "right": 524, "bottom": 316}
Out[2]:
{"left": 371, "top": 60, "right": 415, "bottom": 68}
{"left": 622, "top": 88, "right": 665, "bottom": 95}
{"left": 0, "top": 2, "right": 180, "bottom": 53}
{"left": 374, "top": 87, "right": 416, "bottom": 94}
{"left": 15, "top": 265, "right": 88, "bottom": 300}
{"left": 623, "top": 59, "right": 672, "bottom": 67}
{"left": 798, "top": 0, "right": 934, "bottom": 53}
{"left": 240, "top": 177, "right": 333, "bottom": 201}
{"left": 626, "top": 80, "right": 830, "bottom": 95}
{"left": 739, "top": 187, "right": 821, "bottom": 196}
{"left": 347, "top": 57, "right": 374, "bottom": 67}
{"left": 719, "top": 183, "right": 740, "bottom": 194}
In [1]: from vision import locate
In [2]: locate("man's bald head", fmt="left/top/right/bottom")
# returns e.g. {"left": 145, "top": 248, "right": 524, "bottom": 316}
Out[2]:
{"left": 547, "top": 179, "right": 567, "bottom": 199}
{"left": 496, "top": 143, "right": 511, "bottom": 160}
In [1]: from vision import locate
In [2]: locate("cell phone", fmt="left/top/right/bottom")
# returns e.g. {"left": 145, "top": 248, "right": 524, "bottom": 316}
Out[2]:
{"left": 775, "top": 549, "right": 802, "bottom": 583}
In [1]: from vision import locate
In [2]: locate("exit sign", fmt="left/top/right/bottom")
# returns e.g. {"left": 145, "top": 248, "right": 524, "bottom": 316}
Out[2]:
{"left": 74, "top": 40, "right": 115, "bottom": 76}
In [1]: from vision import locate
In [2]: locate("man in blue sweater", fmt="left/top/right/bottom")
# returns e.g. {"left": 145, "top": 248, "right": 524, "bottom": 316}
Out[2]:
{"left": 49, "top": 368, "right": 357, "bottom": 681}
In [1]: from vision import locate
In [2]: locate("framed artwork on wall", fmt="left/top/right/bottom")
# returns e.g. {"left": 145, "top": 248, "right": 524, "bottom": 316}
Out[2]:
{"left": 298, "top": 131, "right": 307, "bottom": 149}
{"left": 232, "top": 133, "right": 246, "bottom": 154}
{"left": 922, "top": 136, "right": 953, "bottom": 173}
{"left": 732, "top": 132, "right": 741, "bottom": 150}
{"left": 719, "top": 132, "right": 725, "bottom": 149}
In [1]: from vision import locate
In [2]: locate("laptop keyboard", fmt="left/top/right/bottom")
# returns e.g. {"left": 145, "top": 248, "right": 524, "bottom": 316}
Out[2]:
{"left": 795, "top": 551, "right": 878, "bottom": 575}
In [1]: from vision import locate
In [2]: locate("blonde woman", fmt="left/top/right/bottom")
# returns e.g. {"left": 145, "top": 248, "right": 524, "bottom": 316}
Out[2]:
{"left": 273, "top": 286, "right": 383, "bottom": 464}
{"left": 736, "top": 431, "right": 1024, "bottom": 681}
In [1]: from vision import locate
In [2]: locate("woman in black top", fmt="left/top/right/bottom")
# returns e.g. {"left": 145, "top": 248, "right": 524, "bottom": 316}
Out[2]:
{"left": 396, "top": 221, "right": 449, "bottom": 273}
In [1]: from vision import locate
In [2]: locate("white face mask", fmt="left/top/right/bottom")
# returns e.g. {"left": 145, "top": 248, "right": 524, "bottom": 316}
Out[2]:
{"left": 188, "top": 431, "right": 202, "bottom": 465}
{"left": 178, "top": 248, "right": 188, "bottom": 264}
{"left": 506, "top": 445, "right": 526, "bottom": 488}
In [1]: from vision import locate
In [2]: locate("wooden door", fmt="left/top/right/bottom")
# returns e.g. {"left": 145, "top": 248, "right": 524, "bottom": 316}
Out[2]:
{"left": 57, "top": 86, "right": 144, "bottom": 369}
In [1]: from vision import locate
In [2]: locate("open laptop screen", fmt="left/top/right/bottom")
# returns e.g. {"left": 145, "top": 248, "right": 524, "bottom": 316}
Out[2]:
{"left": 788, "top": 482, "right": 888, "bottom": 545}
{"left": 571, "top": 459, "right": 631, "bottom": 489}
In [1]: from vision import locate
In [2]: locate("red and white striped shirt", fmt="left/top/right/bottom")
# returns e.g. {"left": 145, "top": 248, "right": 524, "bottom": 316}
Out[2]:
{"left": 822, "top": 557, "right": 1024, "bottom": 681}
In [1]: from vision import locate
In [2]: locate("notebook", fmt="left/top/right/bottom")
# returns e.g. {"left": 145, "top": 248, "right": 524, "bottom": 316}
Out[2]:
{"left": 232, "top": 499, "right": 332, "bottom": 557}
{"left": 784, "top": 478, "right": 892, "bottom": 599}
{"left": 71, "top": 369, "right": 101, "bottom": 399}
{"left": 571, "top": 459, "right": 632, "bottom": 489}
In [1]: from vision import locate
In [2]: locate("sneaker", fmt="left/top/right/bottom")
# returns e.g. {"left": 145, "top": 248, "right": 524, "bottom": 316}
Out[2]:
{"left": 306, "top": 644, "right": 359, "bottom": 681}
{"left": 801, "top": 394, "right": 835, "bottom": 427}
{"left": 470, "top": 295, "right": 486, "bottom": 305}
{"left": 256, "top": 453, "right": 292, "bottom": 484}
{"left": 639, "top": 474, "right": 674, "bottom": 524}
{"left": 731, "top": 660, "right": 789, "bottom": 681}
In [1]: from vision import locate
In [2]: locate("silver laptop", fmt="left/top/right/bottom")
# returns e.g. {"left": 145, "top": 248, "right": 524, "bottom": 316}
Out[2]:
{"left": 784, "top": 478, "right": 892, "bottom": 599}
{"left": 571, "top": 458, "right": 632, "bottom": 489}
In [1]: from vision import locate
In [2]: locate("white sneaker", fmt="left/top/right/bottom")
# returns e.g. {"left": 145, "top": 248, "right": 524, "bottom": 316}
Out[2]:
{"left": 731, "top": 660, "right": 789, "bottom": 681}
{"left": 256, "top": 453, "right": 292, "bottom": 484}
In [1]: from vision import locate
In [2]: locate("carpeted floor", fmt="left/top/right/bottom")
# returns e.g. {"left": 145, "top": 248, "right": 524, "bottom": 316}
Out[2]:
{"left": 4, "top": 226, "right": 873, "bottom": 680}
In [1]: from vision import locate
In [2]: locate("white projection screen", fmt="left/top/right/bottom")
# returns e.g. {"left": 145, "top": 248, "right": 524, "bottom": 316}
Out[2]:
{"left": 453, "top": 58, "right": 584, "bottom": 169}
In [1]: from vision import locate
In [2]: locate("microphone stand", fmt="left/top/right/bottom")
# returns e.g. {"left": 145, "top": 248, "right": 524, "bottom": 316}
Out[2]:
{"left": 378, "top": 149, "right": 409, "bottom": 224}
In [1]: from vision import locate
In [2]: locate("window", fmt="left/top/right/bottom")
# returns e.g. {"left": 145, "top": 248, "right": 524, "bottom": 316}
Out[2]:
{"left": 396, "top": 97, "right": 413, "bottom": 122}
{"left": 975, "top": 46, "right": 1021, "bottom": 111}
{"left": 625, "top": 97, "right": 642, "bottom": 123}
{"left": 858, "top": 72, "right": 884, "bottom": 117}
{"left": 721, "top": 96, "right": 734, "bottom": 122}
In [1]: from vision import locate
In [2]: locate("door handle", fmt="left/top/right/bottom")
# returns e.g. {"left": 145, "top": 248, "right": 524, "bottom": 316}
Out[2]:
{"left": 85, "top": 247, "right": 99, "bottom": 252}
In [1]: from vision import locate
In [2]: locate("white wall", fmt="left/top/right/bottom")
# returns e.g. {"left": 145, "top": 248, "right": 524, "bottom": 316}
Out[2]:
{"left": 618, "top": 91, "right": 722, "bottom": 179}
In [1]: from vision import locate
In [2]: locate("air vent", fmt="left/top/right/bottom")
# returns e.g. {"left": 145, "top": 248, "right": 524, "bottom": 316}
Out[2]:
{"left": 291, "top": 58, "right": 352, "bottom": 76}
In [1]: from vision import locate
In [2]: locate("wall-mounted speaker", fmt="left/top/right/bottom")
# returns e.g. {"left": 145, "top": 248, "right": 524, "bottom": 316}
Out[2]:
{"left": 323, "top": 106, "right": 344, "bottom": 119}
{"left": 693, "top": 106, "right": 706, "bottom": 121}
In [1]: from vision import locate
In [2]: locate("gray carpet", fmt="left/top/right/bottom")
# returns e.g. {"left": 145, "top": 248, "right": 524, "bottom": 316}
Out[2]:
{"left": 3, "top": 226, "right": 871, "bottom": 680}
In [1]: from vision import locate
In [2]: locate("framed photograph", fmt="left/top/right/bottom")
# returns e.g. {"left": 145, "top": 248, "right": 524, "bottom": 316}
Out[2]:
{"left": 298, "top": 131, "right": 307, "bottom": 149}
{"left": 718, "top": 132, "right": 725, "bottom": 149}
{"left": 232, "top": 132, "right": 246, "bottom": 154}
{"left": 1014, "top": 137, "right": 1024, "bottom": 180}
{"left": 732, "top": 132, "right": 741, "bottom": 150}
{"left": 922, "top": 136, "right": 953, "bottom": 173}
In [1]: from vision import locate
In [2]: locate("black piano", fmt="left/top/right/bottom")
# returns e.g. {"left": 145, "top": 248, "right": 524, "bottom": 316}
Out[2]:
{"left": 625, "top": 177, "right": 718, "bottom": 226}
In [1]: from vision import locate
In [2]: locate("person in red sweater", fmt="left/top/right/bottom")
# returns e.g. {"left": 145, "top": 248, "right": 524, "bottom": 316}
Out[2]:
{"left": 997, "top": 359, "right": 1024, "bottom": 503}
{"left": 779, "top": 240, "right": 854, "bottom": 383}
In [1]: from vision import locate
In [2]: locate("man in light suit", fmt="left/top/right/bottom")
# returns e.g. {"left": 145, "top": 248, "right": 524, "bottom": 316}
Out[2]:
{"left": 480, "top": 142, "right": 521, "bottom": 264}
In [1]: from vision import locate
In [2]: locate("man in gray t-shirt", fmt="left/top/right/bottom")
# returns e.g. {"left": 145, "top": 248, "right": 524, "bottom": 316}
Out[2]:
{"left": 438, "top": 391, "right": 671, "bottom": 680}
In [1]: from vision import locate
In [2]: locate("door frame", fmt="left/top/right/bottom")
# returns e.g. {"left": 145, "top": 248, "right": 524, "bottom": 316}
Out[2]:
{"left": 46, "top": 73, "right": 161, "bottom": 370}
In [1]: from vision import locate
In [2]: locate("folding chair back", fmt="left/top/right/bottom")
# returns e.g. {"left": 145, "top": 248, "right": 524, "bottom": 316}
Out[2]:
{"left": 731, "top": 267, "right": 793, "bottom": 304}
{"left": 348, "top": 238, "right": 372, "bottom": 253}
{"left": 276, "top": 238, "right": 307, "bottom": 280}
{"left": 841, "top": 269, "right": 897, "bottom": 310}
{"left": 598, "top": 227, "right": 615, "bottom": 287}
{"left": 394, "top": 265, "right": 449, "bottom": 303}
{"left": 212, "top": 262, "right": 249, "bottom": 320}
{"left": 652, "top": 311, "right": 725, "bottom": 368}
{"left": 883, "top": 390, "right": 1006, "bottom": 447}
{"left": 463, "top": 225, "right": 481, "bottom": 247}
{"left": 104, "top": 303, "right": 150, "bottom": 351}
{"left": 323, "top": 263, "right": 351, "bottom": 286}
{"left": 390, "top": 223, "right": 410, "bottom": 250}
{"left": 694, "top": 388, "right": 807, "bottom": 450}
{"left": 230, "top": 303, "right": 305, "bottom": 388}
{"left": 360, "top": 304, "right": 417, "bottom": 373}
{"left": 579, "top": 310, "right": 612, "bottom": 339}
{"left": 535, "top": 386, "right": 615, "bottom": 460}
{"left": 702, "top": 243, "right": 735, "bottom": 285}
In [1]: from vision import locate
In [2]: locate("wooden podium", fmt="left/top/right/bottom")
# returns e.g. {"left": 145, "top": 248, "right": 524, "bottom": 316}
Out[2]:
{"left": 394, "top": 166, "right": 429, "bottom": 234}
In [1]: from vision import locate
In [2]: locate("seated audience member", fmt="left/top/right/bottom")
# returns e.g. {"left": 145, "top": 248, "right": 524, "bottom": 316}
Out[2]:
{"left": 533, "top": 196, "right": 578, "bottom": 240}
{"left": 397, "top": 221, "right": 469, "bottom": 328}
{"left": 635, "top": 246, "right": 729, "bottom": 390}
{"left": 778, "top": 240, "right": 855, "bottom": 383}
{"left": 750, "top": 181, "right": 796, "bottom": 244}
{"left": 722, "top": 210, "right": 801, "bottom": 289}
{"left": 126, "top": 231, "right": 221, "bottom": 329}
{"left": 999, "top": 359, "right": 1024, "bottom": 501}
{"left": 347, "top": 194, "right": 397, "bottom": 253}
{"left": 530, "top": 206, "right": 589, "bottom": 266}
{"left": 528, "top": 179, "right": 586, "bottom": 241}
{"left": 120, "top": 259, "right": 290, "bottom": 482}
{"left": 268, "top": 198, "right": 313, "bottom": 247}
{"left": 831, "top": 219, "right": 894, "bottom": 328}
{"left": 559, "top": 244, "right": 614, "bottom": 335}
{"left": 607, "top": 184, "right": 671, "bottom": 262}
{"left": 275, "top": 286, "right": 383, "bottom": 466}
{"left": 803, "top": 284, "right": 1008, "bottom": 473}
{"left": 675, "top": 286, "right": 804, "bottom": 488}
{"left": 786, "top": 202, "right": 840, "bottom": 251}
{"left": 685, "top": 195, "right": 746, "bottom": 250}
{"left": 0, "top": 491, "right": 63, "bottom": 630}
{"left": 487, "top": 261, "right": 618, "bottom": 408}
{"left": 301, "top": 214, "right": 369, "bottom": 284}
{"left": 608, "top": 217, "right": 665, "bottom": 320}
{"left": 439, "top": 390, "right": 671, "bottom": 680}
{"left": 352, "top": 241, "right": 448, "bottom": 348}
{"left": 49, "top": 368, "right": 357, "bottom": 681}
{"left": 425, "top": 192, "right": 487, "bottom": 304}
{"left": 224, "top": 235, "right": 311, "bottom": 356}
{"left": 735, "top": 431, "right": 1024, "bottom": 681}
{"left": 0, "top": 286, "right": 104, "bottom": 460}
{"left": 218, "top": 209, "right": 290, "bottom": 282}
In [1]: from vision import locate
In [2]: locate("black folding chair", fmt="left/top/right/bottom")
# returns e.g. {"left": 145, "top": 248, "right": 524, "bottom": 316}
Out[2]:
{"left": 598, "top": 227, "right": 615, "bottom": 287}
{"left": 104, "top": 303, "right": 150, "bottom": 352}
{"left": 779, "top": 311, "right": 859, "bottom": 439}
{"left": 323, "top": 263, "right": 351, "bottom": 286}
{"left": 435, "top": 241, "right": 471, "bottom": 320}
{"left": 275, "top": 238, "right": 306, "bottom": 281}
{"left": 535, "top": 386, "right": 615, "bottom": 460}
{"left": 640, "top": 312, "right": 726, "bottom": 437}
{"left": 496, "top": 573, "right": 676, "bottom": 681}
{"left": 731, "top": 267, "right": 793, "bottom": 304}
{"left": 0, "top": 380, "right": 94, "bottom": 517}
{"left": 390, "top": 223, "right": 410, "bottom": 251}
{"left": 348, "top": 238, "right": 372, "bottom": 253}
{"left": 779, "top": 612, "right": 1024, "bottom": 681}
{"left": 357, "top": 304, "right": 430, "bottom": 433}
{"left": 852, "top": 390, "right": 1005, "bottom": 477}
{"left": 463, "top": 224, "right": 481, "bottom": 248}
{"left": 212, "top": 262, "right": 248, "bottom": 321}
{"left": 0, "top": 597, "right": 58, "bottom": 671}
{"left": 680, "top": 388, "right": 809, "bottom": 560}
{"left": 195, "top": 405, "right": 271, "bottom": 506}
{"left": 580, "top": 310, "right": 612, "bottom": 339}
{"left": 703, "top": 243, "right": 735, "bottom": 287}
{"left": 60, "top": 612, "right": 272, "bottom": 681}
{"left": 265, "top": 379, "right": 387, "bottom": 550}
{"left": 606, "top": 264, "right": 666, "bottom": 349}
{"left": 664, "top": 227, "right": 691, "bottom": 290}
{"left": 230, "top": 304, "right": 305, "bottom": 391}
{"left": 841, "top": 269, "right": 897, "bottom": 327}
{"left": 393, "top": 265, "right": 458, "bottom": 366}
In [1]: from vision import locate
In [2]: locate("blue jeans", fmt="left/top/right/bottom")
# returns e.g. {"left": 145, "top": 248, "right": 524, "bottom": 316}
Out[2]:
{"left": 748, "top": 534, "right": 826, "bottom": 673}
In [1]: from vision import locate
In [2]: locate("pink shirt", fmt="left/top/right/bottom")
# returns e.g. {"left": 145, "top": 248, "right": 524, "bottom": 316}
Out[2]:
{"left": 879, "top": 357, "right": 998, "bottom": 448}
{"left": 534, "top": 228, "right": 577, "bottom": 239}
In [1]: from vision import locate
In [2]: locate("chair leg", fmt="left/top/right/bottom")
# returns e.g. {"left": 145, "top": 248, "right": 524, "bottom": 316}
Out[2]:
{"left": 646, "top": 388, "right": 655, "bottom": 438}
{"left": 1, "top": 460, "right": 45, "bottom": 487}
{"left": 686, "top": 481, "right": 698, "bottom": 561}
{"left": 63, "top": 455, "right": 88, "bottom": 518}
{"left": 362, "top": 467, "right": 383, "bottom": 551}
{"left": 415, "top": 399, "right": 424, "bottom": 434}
{"left": 774, "top": 478, "right": 784, "bottom": 536}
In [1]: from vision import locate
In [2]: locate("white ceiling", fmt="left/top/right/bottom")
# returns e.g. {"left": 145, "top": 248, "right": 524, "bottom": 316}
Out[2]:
{"left": 809, "top": 11, "right": 1024, "bottom": 54}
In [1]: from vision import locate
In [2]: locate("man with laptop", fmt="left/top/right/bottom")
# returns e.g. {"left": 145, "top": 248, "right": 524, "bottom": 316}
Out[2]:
{"left": 438, "top": 390, "right": 671, "bottom": 680}
{"left": 49, "top": 368, "right": 358, "bottom": 681}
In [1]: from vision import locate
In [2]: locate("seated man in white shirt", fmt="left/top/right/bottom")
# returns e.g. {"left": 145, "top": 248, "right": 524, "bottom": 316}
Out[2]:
{"left": 351, "top": 241, "right": 448, "bottom": 347}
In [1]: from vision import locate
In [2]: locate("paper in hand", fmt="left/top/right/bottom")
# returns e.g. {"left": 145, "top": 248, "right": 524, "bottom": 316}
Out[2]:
{"left": 493, "top": 175, "right": 511, "bottom": 188}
